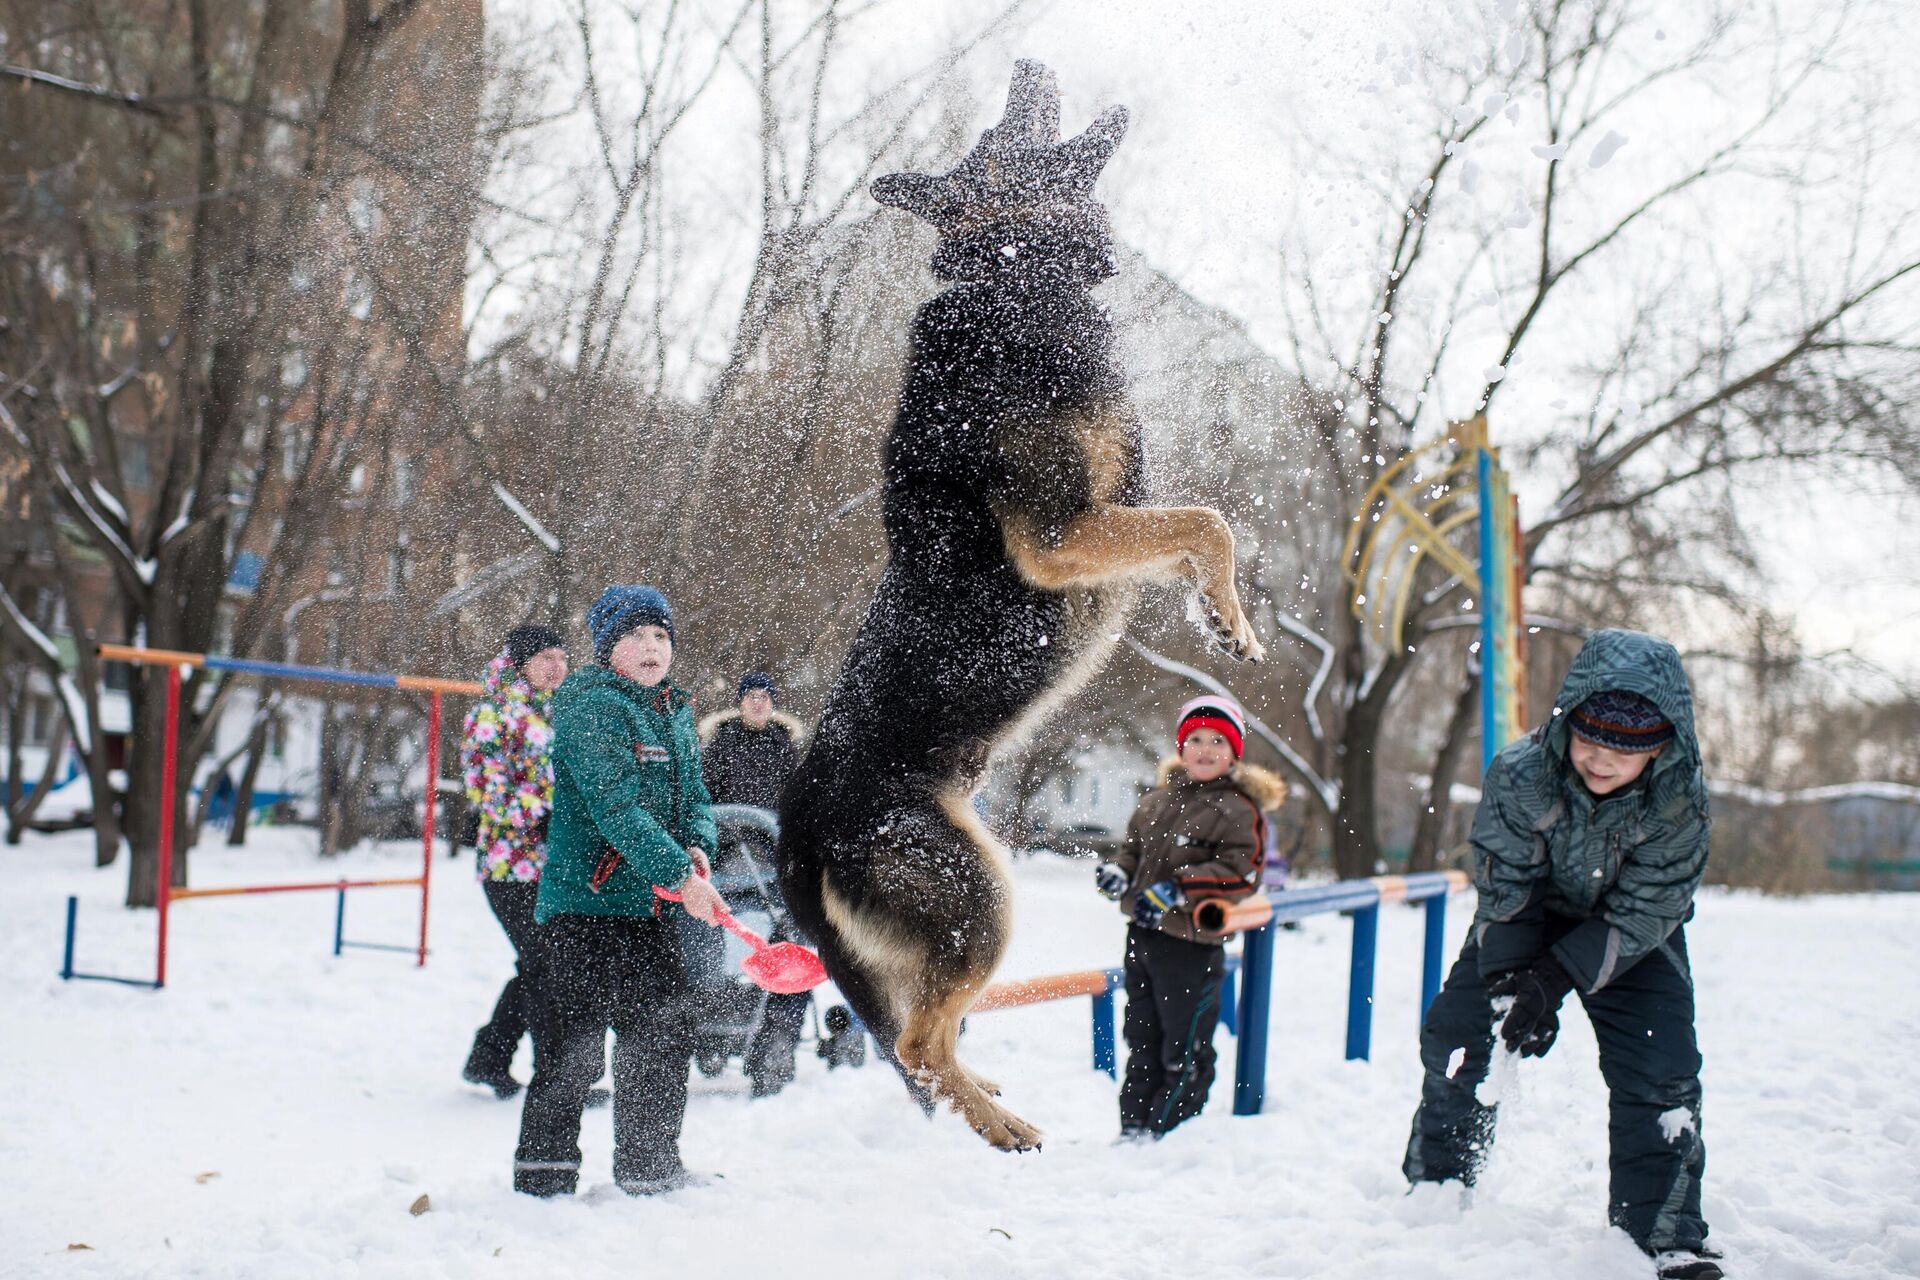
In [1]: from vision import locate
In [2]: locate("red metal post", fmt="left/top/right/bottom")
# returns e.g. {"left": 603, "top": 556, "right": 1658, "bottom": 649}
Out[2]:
{"left": 417, "top": 690, "right": 439, "bottom": 967}
{"left": 154, "top": 664, "right": 181, "bottom": 987}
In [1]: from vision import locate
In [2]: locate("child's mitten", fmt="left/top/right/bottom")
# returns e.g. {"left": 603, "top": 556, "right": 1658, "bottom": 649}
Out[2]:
{"left": 1493, "top": 954, "right": 1574, "bottom": 1058}
{"left": 1094, "top": 861, "right": 1130, "bottom": 900}
{"left": 1131, "top": 880, "right": 1185, "bottom": 929}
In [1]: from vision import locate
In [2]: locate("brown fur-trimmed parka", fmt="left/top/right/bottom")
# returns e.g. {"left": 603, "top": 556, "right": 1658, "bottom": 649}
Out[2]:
{"left": 1113, "top": 759, "right": 1288, "bottom": 945}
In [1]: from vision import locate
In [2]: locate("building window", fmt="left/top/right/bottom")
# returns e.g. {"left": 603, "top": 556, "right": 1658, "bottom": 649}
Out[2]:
{"left": 389, "top": 454, "right": 415, "bottom": 506}
{"left": 282, "top": 430, "right": 303, "bottom": 481}
{"left": 24, "top": 694, "right": 57, "bottom": 747}
{"left": 122, "top": 437, "right": 151, "bottom": 487}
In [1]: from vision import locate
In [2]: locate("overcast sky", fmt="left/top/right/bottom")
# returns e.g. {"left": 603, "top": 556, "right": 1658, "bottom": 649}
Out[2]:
{"left": 485, "top": 0, "right": 1920, "bottom": 679}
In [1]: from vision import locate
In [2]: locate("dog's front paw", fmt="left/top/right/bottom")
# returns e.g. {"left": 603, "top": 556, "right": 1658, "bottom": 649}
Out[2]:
{"left": 1199, "top": 594, "right": 1265, "bottom": 663}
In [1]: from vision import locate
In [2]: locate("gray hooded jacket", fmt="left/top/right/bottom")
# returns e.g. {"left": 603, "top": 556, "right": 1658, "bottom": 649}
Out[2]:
{"left": 1472, "top": 628, "right": 1710, "bottom": 993}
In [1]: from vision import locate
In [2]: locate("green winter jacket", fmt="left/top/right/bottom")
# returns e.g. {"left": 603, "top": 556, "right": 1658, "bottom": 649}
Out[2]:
{"left": 1471, "top": 628, "right": 1710, "bottom": 994}
{"left": 534, "top": 665, "right": 718, "bottom": 924}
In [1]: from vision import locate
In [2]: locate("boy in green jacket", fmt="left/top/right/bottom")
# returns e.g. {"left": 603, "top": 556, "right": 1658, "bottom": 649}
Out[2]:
{"left": 513, "top": 585, "right": 726, "bottom": 1198}
{"left": 1403, "top": 629, "right": 1720, "bottom": 1280}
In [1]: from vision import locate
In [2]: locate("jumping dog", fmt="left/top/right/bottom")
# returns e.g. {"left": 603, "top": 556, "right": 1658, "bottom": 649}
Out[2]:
{"left": 778, "top": 61, "right": 1263, "bottom": 1151}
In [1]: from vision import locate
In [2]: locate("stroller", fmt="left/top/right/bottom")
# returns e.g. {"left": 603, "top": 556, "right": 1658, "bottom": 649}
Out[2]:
{"left": 678, "top": 804, "right": 864, "bottom": 1095}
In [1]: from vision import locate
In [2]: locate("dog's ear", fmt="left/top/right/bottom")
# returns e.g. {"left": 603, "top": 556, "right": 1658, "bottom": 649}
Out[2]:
{"left": 984, "top": 58, "right": 1062, "bottom": 151}
{"left": 1054, "top": 105, "right": 1129, "bottom": 196}
{"left": 872, "top": 171, "right": 953, "bottom": 224}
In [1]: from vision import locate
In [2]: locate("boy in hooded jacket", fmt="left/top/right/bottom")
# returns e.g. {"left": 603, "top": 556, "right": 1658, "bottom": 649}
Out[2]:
{"left": 1096, "top": 694, "right": 1287, "bottom": 1138}
{"left": 512, "top": 586, "right": 727, "bottom": 1199}
{"left": 1403, "top": 629, "right": 1721, "bottom": 1280}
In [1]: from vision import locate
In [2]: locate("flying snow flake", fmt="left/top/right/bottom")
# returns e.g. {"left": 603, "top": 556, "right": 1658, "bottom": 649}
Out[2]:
{"left": 1590, "top": 130, "right": 1630, "bottom": 168}
{"left": 1446, "top": 1048, "right": 1467, "bottom": 1079}
{"left": 1531, "top": 142, "right": 1568, "bottom": 161}
{"left": 1483, "top": 365, "right": 1508, "bottom": 383}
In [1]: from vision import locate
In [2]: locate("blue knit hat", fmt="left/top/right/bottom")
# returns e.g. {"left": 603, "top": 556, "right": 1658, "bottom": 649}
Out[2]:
{"left": 738, "top": 671, "right": 777, "bottom": 702}
{"left": 587, "top": 585, "right": 674, "bottom": 663}
{"left": 1569, "top": 689, "right": 1674, "bottom": 754}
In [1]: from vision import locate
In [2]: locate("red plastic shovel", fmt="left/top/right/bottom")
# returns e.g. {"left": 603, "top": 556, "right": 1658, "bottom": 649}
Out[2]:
{"left": 654, "top": 885, "right": 828, "bottom": 995}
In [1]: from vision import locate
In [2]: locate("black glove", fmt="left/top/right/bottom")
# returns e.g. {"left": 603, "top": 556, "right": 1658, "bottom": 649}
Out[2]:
{"left": 1492, "top": 954, "right": 1575, "bottom": 1058}
{"left": 1131, "top": 880, "right": 1185, "bottom": 929}
{"left": 1094, "top": 862, "right": 1130, "bottom": 900}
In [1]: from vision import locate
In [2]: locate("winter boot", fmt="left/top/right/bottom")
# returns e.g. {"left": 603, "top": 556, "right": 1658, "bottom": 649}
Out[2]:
{"left": 616, "top": 1167, "right": 713, "bottom": 1196}
{"left": 1653, "top": 1247, "right": 1725, "bottom": 1279}
{"left": 462, "top": 1058, "right": 522, "bottom": 1100}
{"left": 512, "top": 1160, "right": 579, "bottom": 1198}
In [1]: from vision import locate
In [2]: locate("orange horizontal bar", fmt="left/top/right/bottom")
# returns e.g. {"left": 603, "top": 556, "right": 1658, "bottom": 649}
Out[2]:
{"left": 395, "top": 674, "right": 484, "bottom": 696}
{"left": 170, "top": 876, "right": 423, "bottom": 901}
{"left": 97, "top": 643, "right": 205, "bottom": 669}
{"left": 973, "top": 970, "right": 1111, "bottom": 1012}
{"left": 1193, "top": 894, "right": 1276, "bottom": 934}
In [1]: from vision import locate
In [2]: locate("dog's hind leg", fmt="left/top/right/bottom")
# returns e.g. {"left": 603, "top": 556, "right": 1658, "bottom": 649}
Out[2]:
{"left": 1005, "top": 504, "right": 1265, "bottom": 661}
{"left": 818, "top": 792, "right": 1041, "bottom": 1150}
{"left": 898, "top": 983, "right": 1042, "bottom": 1151}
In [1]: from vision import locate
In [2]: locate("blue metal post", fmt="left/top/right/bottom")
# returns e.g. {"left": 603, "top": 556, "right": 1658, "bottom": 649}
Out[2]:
{"left": 1346, "top": 904, "right": 1380, "bottom": 1061}
{"left": 1421, "top": 892, "right": 1449, "bottom": 1020}
{"left": 61, "top": 895, "right": 77, "bottom": 980}
{"left": 1233, "top": 921, "right": 1276, "bottom": 1115}
{"left": 1092, "top": 986, "right": 1117, "bottom": 1078}
{"left": 1219, "top": 964, "right": 1239, "bottom": 1037}
{"left": 333, "top": 885, "right": 347, "bottom": 957}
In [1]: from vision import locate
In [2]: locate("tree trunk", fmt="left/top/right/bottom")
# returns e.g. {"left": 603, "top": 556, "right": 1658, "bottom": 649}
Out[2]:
{"left": 4, "top": 674, "right": 23, "bottom": 842}
{"left": 227, "top": 715, "right": 272, "bottom": 847}
{"left": 1333, "top": 696, "right": 1387, "bottom": 880}
{"left": 14, "top": 730, "right": 65, "bottom": 838}
{"left": 1408, "top": 657, "right": 1483, "bottom": 873}
{"left": 124, "top": 664, "right": 193, "bottom": 905}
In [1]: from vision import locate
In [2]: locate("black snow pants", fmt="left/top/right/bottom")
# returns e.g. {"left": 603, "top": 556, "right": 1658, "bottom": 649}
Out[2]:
{"left": 745, "top": 992, "right": 807, "bottom": 1096}
{"left": 1119, "top": 924, "right": 1227, "bottom": 1135}
{"left": 1403, "top": 923, "right": 1708, "bottom": 1253}
{"left": 513, "top": 913, "right": 692, "bottom": 1195}
{"left": 466, "top": 880, "right": 541, "bottom": 1079}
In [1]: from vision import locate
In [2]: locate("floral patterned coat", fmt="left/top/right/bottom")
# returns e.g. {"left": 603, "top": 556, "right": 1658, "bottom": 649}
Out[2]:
{"left": 461, "top": 651, "right": 555, "bottom": 883}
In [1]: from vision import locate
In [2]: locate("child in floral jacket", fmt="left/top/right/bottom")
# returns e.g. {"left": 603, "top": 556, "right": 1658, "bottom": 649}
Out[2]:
{"left": 461, "top": 625, "right": 568, "bottom": 1097}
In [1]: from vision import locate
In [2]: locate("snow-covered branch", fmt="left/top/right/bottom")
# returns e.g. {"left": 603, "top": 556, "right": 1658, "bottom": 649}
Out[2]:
{"left": 490, "top": 481, "right": 562, "bottom": 555}
{"left": 1267, "top": 610, "right": 1335, "bottom": 743}
{"left": 0, "top": 581, "right": 93, "bottom": 755}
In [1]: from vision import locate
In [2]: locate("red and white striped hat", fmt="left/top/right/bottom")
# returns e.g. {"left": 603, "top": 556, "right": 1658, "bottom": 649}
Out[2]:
{"left": 1175, "top": 694, "right": 1246, "bottom": 759}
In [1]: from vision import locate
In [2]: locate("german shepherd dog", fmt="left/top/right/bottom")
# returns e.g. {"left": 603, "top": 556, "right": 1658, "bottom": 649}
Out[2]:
{"left": 778, "top": 61, "right": 1263, "bottom": 1151}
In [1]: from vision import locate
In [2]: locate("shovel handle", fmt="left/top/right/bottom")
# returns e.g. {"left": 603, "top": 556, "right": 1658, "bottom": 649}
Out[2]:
{"left": 653, "top": 885, "right": 768, "bottom": 951}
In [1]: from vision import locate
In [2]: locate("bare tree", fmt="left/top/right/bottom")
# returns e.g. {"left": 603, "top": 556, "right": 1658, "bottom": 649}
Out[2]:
{"left": 1182, "top": 0, "right": 1920, "bottom": 878}
{"left": 1, "top": 0, "right": 491, "bottom": 901}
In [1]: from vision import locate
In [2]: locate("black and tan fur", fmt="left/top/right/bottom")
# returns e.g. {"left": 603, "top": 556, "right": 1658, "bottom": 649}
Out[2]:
{"left": 777, "top": 62, "right": 1263, "bottom": 1151}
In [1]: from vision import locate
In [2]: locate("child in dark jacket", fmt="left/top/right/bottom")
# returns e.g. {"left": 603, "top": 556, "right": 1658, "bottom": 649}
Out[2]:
{"left": 512, "top": 586, "right": 727, "bottom": 1199}
{"left": 1403, "top": 629, "right": 1720, "bottom": 1280}
{"left": 1096, "top": 694, "right": 1287, "bottom": 1138}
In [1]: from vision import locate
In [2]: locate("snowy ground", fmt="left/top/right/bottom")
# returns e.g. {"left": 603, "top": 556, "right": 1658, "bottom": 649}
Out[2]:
{"left": 4, "top": 830, "right": 1917, "bottom": 1280}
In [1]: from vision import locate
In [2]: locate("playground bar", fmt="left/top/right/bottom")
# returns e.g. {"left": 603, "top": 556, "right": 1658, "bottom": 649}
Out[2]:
{"left": 59, "top": 646, "right": 478, "bottom": 989}
{"left": 172, "top": 876, "right": 425, "bottom": 900}
{"left": 971, "top": 869, "right": 1471, "bottom": 1116}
